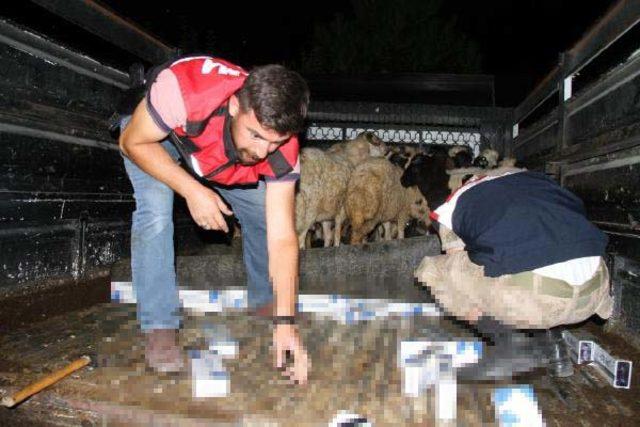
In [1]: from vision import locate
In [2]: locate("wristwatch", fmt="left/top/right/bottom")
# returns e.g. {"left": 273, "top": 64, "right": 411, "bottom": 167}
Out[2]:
{"left": 272, "top": 315, "right": 296, "bottom": 325}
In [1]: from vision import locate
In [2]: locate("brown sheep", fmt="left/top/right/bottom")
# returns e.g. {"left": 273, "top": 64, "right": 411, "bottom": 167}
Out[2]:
{"left": 295, "top": 148, "right": 350, "bottom": 248}
{"left": 295, "top": 131, "right": 387, "bottom": 248}
{"left": 345, "top": 158, "right": 429, "bottom": 245}
{"left": 327, "top": 131, "right": 387, "bottom": 159}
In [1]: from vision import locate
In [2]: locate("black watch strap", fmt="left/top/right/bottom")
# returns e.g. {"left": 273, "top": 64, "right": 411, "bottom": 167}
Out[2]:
{"left": 272, "top": 315, "right": 296, "bottom": 325}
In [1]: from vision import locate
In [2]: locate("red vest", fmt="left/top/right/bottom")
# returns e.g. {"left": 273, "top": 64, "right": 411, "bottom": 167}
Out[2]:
{"left": 150, "top": 56, "right": 299, "bottom": 185}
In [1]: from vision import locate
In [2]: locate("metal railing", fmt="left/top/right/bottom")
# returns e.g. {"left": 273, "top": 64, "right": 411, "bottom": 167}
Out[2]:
{"left": 305, "top": 101, "right": 511, "bottom": 156}
{"left": 30, "top": 0, "right": 176, "bottom": 64}
{"left": 512, "top": 0, "right": 640, "bottom": 169}
{"left": 306, "top": 124, "right": 482, "bottom": 156}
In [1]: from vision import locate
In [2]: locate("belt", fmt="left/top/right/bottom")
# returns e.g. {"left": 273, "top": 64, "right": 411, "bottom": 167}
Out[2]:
{"left": 509, "top": 265, "right": 603, "bottom": 299}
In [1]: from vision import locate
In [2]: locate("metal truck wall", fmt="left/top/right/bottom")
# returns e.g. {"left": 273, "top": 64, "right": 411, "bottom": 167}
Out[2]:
{"left": 564, "top": 51, "right": 640, "bottom": 260}
{"left": 511, "top": 2, "right": 640, "bottom": 337}
{"left": 0, "top": 25, "right": 128, "bottom": 289}
{"left": 0, "top": 21, "right": 201, "bottom": 290}
{"left": 510, "top": 4, "right": 640, "bottom": 255}
{"left": 512, "top": 111, "right": 559, "bottom": 171}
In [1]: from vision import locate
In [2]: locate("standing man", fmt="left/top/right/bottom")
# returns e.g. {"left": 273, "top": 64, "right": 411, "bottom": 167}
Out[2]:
{"left": 119, "top": 56, "right": 310, "bottom": 384}
{"left": 416, "top": 167, "right": 613, "bottom": 380}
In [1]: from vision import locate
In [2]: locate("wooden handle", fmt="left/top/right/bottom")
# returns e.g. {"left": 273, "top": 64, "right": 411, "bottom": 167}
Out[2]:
{"left": 1, "top": 356, "right": 91, "bottom": 408}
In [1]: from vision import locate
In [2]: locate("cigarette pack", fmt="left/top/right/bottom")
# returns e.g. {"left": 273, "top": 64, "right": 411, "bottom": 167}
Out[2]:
{"left": 399, "top": 340, "right": 482, "bottom": 369}
{"left": 110, "top": 281, "right": 136, "bottom": 303}
{"left": 591, "top": 342, "right": 633, "bottom": 389}
{"left": 220, "top": 289, "right": 247, "bottom": 310}
{"left": 179, "top": 289, "right": 223, "bottom": 313}
{"left": 562, "top": 330, "right": 632, "bottom": 389}
{"left": 190, "top": 350, "right": 229, "bottom": 398}
{"left": 493, "top": 385, "right": 544, "bottom": 427}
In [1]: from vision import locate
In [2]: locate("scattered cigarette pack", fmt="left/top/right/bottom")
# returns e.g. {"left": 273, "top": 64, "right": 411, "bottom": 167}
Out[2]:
{"left": 399, "top": 339, "right": 482, "bottom": 399}
{"left": 110, "top": 282, "right": 136, "bottom": 304}
{"left": 208, "top": 340, "right": 238, "bottom": 358}
{"left": 219, "top": 289, "right": 247, "bottom": 310}
{"left": 562, "top": 329, "right": 596, "bottom": 365}
{"left": 180, "top": 289, "right": 223, "bottom": 312}
{"left": 591, "top": 342, "right": 633, "bottom": 389}
{"left": 493, "top": 385, "right": 544, "bottom": 427}
{"left": 190, "top": 350, "right": 229, "bottom": 398}
{"left": 400, "top": 349, "right": 459, "bottom": 422}
{"left": 402, "top": 353, "right": 440, "bottom": 397}
{"left": 399, "top": 339, "right": 482, "bottom": 369}
{"left": 329, "top": 411, "right": 372, "bottom": 427}
{"left": 562, "top": 330, "right": 632, "bottom": 389}
{"left": 111, "top": 281, "right": 441, "bottom": 321}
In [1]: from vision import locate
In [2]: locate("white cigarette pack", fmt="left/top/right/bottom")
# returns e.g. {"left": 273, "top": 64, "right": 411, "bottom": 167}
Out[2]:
{"left": 493, "top": 385, "right": 544, "bottom": 427}
{"left": 110, "top": 281, "right": 136, "bottom": 303}
{"left": 402, "top": 353, "right": 440, "bottom": 396}
{"left": 562, "top": 329, "right": 632, "bottom": 389}
{"left": 399, "top": 340, "right": 482, "bottom": 369}
{"left": 561, "top": 330, "right": 595, "bottom": 364}
{"left": 208, "top": 340, "right": 238, "bottom": 358}
{"left": 190, "top": 350, "right": 229, "bottom": 398}
{"left": 220, "top": 289, "right": 247, "bottom": 310}
{"left": 179, "top": 289, "right": 223, "bottom": 313}
{"left": 591, "top": 342, "right": 633, "bottom": 389}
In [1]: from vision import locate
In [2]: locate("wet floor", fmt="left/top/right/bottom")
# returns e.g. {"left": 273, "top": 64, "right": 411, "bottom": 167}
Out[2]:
{"left": 0, "top": 286, "right": 638, "bottom": 426}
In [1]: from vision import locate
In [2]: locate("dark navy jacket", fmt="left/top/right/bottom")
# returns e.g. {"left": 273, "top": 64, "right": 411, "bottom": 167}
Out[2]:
{"left": 450, "top": 171, "right": 608, "bottom": 277}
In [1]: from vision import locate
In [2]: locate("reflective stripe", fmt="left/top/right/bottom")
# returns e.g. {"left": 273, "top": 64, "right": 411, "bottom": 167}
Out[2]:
{"left": 191, "top": 155, "right": 203, "bottom": 176}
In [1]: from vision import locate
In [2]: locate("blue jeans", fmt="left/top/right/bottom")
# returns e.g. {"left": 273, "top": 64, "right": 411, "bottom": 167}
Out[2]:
{"left": 121, "top": 118, "right": 273, "bottom": 331}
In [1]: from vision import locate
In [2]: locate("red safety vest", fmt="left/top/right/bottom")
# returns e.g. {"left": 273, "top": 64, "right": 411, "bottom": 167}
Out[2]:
{"left": 148, "top": 56, "right": 299, "bottom": 185}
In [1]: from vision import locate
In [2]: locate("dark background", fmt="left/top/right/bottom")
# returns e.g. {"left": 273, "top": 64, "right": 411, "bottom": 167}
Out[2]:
{"left": 2, "top": 0, "right": 617, "bottom": 106}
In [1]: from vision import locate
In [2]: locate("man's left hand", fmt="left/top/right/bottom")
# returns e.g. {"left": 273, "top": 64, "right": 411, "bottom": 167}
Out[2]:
{"left": 273, "top": 323, "right": 310, "bottom": 385}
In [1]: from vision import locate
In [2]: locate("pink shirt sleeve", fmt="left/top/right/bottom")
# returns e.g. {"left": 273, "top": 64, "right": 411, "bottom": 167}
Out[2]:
{"left": 146, "top": 69, "right": 187, "bottom": 131}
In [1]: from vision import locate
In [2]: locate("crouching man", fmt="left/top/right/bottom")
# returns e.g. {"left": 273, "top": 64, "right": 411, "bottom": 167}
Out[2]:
{"left": 119, "top": 56, "right": 310, "bottom": 383}
{"left": 415, "top": 166, "right": 614, "bottom": 380}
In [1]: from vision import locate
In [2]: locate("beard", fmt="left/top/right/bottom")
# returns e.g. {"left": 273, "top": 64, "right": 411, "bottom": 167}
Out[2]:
{"left": 238, "top": 149, "right": 261, "bottom": 165}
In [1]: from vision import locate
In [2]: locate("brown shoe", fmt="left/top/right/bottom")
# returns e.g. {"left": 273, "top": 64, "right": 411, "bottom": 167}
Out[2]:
{"left": 144, "top": 329, "right": 184, "bottom": 373}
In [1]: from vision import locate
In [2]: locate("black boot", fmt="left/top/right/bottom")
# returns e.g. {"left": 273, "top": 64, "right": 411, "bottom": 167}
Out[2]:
{"left": 545, "top": 328, "right": 574, "bottom": 378}
{"left": 456, "top": 317, "right": 547, "bottom": 381}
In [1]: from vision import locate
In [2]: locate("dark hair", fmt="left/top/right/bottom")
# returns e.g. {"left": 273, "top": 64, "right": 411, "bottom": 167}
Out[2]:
{"left": 237, "top": 64, "right": 310, "bottom": 134}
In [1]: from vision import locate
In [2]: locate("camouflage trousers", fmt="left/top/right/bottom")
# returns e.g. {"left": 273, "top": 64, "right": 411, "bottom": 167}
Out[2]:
{"left": 415, "top": 251, "right": 614, "bottom": 329}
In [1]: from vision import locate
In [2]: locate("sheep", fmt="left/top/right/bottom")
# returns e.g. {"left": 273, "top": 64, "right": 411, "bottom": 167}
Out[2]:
{"left": 445, "top": 149, "right": 520, "bottom": 191}
{"left": 400, "top": 151, "right": 452, "bottom": 213}
{"left": 446, "top": 158, "right": 521, "bottom": 193}
{"left": 386, "top": 151, "right": 413, "bottom": 169}
{"left": 373, "top": 222, "right": 394, "bottom": 242}
{"left": 401, "top": 145, "right": 509, "bottom": 205}
{"left": 447, "top": 167, "right": 483, "bottom": 192}
{"left": 448, "top": 145, "right": 474, "bottom": 168}
{"left": 327, "top": 131, "right": 387, "bottom": 159}
{"left": 295, "top": 148, "right": 351, "bottom": 248}
{"left": 295, "top": 131, "right": 387, "bottom": 249}
{"left": 472, "top": 148, "right": 500, "bottom": 169}
{"left": 345, "top": 158, "right": 429, "bottom": 245}
{"left": 373, "top": 217, "right": 430, "bottom": 242}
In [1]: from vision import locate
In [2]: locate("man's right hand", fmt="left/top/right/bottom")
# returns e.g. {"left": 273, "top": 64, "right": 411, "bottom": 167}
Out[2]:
{"left": 120, "top": 100, "right": 234, "bottom": 233}
{"left": 185, "top": 185, "right": 233, "bottom": 232}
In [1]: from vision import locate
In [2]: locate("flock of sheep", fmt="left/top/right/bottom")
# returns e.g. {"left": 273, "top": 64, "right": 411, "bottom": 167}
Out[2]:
{"left": 294, "top": 131, "right": 517, "bottom": 249}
